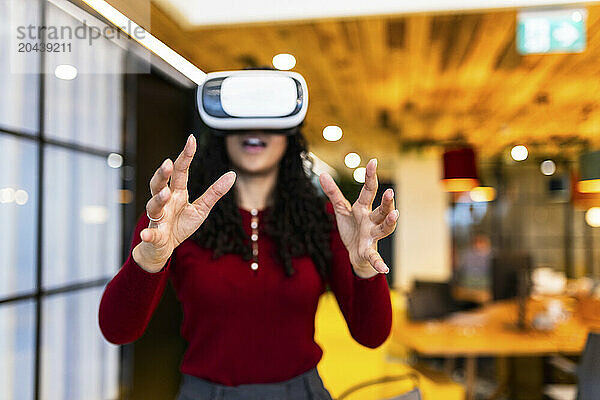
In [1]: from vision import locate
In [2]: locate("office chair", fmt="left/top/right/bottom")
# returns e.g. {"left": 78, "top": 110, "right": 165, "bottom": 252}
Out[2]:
{"left": 336, "top": 372, "right": 421, "bottom": 400}
{"left": 407, "top": 281, "right": 459, "bottom": 321}
{"left": 491, "top": 252, "right": 533, "bottom": 330}
{"left": 544, "top": 332, "right": 600, "bottom": 400}
{"left": 577, "top": 332, "right": 600, "bottom": 399}
{"left": 491, "top": 252, "right": 532, "bottom": 301}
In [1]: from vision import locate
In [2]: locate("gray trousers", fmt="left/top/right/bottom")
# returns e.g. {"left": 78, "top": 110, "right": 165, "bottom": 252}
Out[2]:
{"left": 176, "top": 367, "right": 333, "bottom": 400}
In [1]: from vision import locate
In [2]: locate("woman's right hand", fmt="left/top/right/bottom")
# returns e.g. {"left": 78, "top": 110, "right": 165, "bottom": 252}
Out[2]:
{"left": 132, "top": 134, "right": 236, "bottom": 273}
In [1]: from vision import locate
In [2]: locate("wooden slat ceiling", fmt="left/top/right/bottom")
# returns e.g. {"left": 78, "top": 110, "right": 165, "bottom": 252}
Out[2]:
{"left": 146, "top": 4, "right": 600, "bottom": 177}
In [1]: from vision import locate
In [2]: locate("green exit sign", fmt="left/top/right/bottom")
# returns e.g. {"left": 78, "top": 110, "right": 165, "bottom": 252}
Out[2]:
{"left": 517, "top": 8, "right": 587, "bottom": 54}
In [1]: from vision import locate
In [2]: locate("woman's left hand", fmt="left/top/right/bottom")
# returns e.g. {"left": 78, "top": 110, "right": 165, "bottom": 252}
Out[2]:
{"left": 319, "top": 159, "right": 399, "bottom": 279}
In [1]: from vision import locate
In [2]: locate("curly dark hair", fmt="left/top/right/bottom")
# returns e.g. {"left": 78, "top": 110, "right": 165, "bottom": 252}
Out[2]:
{"left": 188, "top": 130, "right": 334, "bottom": 278}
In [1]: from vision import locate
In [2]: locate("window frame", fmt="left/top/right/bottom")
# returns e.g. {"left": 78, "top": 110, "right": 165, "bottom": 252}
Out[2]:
{"left": 0, "top": 1, "right": 133, "bottom": 399}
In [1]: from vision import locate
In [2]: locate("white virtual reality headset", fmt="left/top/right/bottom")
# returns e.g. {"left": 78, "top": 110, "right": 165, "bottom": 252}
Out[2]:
{"left": 197, "top": 70, "right": 308, "bottom": 133}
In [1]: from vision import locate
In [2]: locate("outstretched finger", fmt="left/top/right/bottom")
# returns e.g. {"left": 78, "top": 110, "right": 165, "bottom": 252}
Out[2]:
{"left": 170, "top": 134, "right": 196, "bottom": 191}
{"left": 146, "top": 186, "right": 171, "bottom": 221}
{"left": 365, "top": 247, "right": 389, "bottom": 274}
{"left": 356, "top": 159, "right": 378, "bottom": 208}
{"left": 319, "top": 173, "right": 352, "bottom": 216}
{"left": 192, "top": 171, "right": 237, "bottom": 218}
{"left": 149, "top": 158, "right": 173, "bottom": 196}
{"left": 370, "top": 188, "right": 395, "bottom": 224}
{"left": 370, "top": 209, "right": 399, "bottom": 240}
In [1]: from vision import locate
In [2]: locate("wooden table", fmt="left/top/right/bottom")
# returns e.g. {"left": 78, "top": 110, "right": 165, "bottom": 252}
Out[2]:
{"left": 391, "top": 295, "right": 590, "bottom": 400}
{"left": 452, "top": 286, "right": 492, "bottom": 304}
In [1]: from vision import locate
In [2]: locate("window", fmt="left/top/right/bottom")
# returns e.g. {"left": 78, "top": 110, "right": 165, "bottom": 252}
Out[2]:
{"left": 0, "top": 1, "right": 126, "bottom": 399}
{"left": 42, "top": 146, "right": 121, "bottom": 289}
{"left": 0, "top": 0, "right": 40, "bottom": 135}
{"left": 41, "top": 288, "right": 119, "bottom": 399}
{"left": 0, "top": 135, "right": 38, "bottom": 298}
{"left": 0, "top": 300, "right": 36, "bottom": 400}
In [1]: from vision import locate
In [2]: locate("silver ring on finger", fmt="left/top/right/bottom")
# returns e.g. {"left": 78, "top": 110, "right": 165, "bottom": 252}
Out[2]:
{"left": 147, "top": 209, "right": 165, "bottom": 222}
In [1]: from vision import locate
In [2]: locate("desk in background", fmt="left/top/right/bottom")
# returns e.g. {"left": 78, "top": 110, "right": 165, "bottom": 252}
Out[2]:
{"left": 391, "top": 295, "right": 590, "bottom": 400}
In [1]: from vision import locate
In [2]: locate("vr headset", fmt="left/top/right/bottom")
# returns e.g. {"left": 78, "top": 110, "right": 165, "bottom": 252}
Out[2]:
{"left": 197, "top": 70, "right": 308, "bottom": 133}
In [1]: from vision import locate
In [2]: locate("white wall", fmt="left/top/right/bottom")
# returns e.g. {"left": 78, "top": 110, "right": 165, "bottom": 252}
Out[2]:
{"left": 392, "top": 149, "right": 452, "bottom": 290}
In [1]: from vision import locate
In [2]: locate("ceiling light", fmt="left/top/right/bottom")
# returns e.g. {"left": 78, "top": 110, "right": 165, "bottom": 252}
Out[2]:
{"left": 579, "top": 180, "right": 600, "bottom": 193}
{"left": 272, "top": 53, "right": 296, "bottom": 70}
{"left": 80, "top": 0, "right": 206, "bottom": 85}
{"left": 0, "top": 187, "right": 15, "bottom": 203}
{"left": 353, "top": 167, "right": 366, "bottom": 183}
{"left": 443, "top": 178, "right": 479, "bottom": 193}
{"left": 80, "top": 205, "right": 109, "bottom": 224}
{"left": 344, "top": 153, "right": 361, "bottom": 169}
{"left": 107, "top": 153, "right": 123, "bottom": 168}
{"left": 54, "top": 64, "right": 78, "bottom": 80}
{"left": 540, "top": 160, "right": 556, "bottom": 176}
{"left": 469, "top": 186, "right": 496, "bottom": 202}
{"left": 323, "top": 125, "right": 342, "bottom": 142}
{"left": 14, "top": 190, "right": 29, "bottom": 205}
{"left": 511, "top": 145, "right": 528, "bottom": 162}
{"left": 585, "top": 207, "right": 600, "bottom": 227}
{"left": 572, "top": 11, "right": 583, "bottom": 22}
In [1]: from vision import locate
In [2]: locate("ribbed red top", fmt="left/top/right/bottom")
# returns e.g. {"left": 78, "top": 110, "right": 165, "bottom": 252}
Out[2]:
{"left": 98, "top": 202, "right": 392, "bottom": 386}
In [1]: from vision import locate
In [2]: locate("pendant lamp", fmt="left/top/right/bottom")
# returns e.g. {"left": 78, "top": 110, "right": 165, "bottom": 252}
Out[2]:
{"left": 578, "top": 150, "right": 600, "bottom": 193}
{"left": 442, "top": 147, "right": 479, "bottom": 192}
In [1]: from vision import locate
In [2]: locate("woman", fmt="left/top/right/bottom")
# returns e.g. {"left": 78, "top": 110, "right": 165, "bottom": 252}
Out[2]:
{"left": 99, "top": 126, "right": 398, "bottom": 399}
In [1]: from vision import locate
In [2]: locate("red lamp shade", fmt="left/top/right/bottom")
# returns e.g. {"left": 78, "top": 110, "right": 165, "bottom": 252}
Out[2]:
{"left": 578, "top": 150, "right": 600, "bottom": 193}
{"left": 442, "top": 147, "right": 479, "bottom": 192}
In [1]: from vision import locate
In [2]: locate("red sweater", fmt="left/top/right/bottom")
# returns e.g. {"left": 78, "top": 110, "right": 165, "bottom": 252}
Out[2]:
{"left": 98, "top": 202, "right": 392, "bottom": 386}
